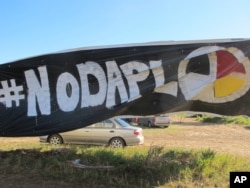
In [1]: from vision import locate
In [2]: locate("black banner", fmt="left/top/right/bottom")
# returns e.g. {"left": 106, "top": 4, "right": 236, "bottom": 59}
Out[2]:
{"left": 1, "top": 39, "right": 250, "bottom": 136}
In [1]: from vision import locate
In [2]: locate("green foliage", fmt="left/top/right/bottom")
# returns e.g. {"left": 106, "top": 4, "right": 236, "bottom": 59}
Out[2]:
{"left": 0, "top": 145, "right": 250, "bottom": 187}
{"left": 196, "top": 115, "right": 250, "bottom": 125}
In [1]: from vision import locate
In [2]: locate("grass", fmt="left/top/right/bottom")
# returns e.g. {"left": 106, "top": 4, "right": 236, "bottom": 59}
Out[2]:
{"left": 196, "top": 115, "right": 250, "bottom": 125}
{"left": 0, "top": 143, "right": 250, "bottom": 188}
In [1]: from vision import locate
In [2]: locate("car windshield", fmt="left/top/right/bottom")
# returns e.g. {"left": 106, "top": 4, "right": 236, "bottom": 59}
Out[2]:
{"left": 115, "top": 118, "right": 130, "bottom": 127}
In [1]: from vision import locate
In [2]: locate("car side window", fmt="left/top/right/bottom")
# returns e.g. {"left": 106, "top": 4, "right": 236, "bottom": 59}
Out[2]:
{"left": 95, "top": 122, "right": 104, "bottom": 128}
{"left": 104, "top": 120, "right": 115, "bottom": 128}
{"left": 95, "top": 120, "right": 115, "bottom": 128}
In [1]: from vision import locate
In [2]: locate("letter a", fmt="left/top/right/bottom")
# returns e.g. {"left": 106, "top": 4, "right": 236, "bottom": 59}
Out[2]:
{"left": 234, "top": 176, "right": 241, "bottom": 183}
{"left": 105, "top": 61, "right": 128, "bottom": 108}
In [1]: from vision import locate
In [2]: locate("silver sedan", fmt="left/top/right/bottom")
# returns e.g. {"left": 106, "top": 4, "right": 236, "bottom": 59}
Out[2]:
{"left": 39, "top": 118, "right": 144, "bottom": 148}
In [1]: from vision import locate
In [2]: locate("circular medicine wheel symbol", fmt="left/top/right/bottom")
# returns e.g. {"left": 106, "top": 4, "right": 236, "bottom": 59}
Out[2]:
{"left": 178, "top": 47, "right": 250, "bottom": 103}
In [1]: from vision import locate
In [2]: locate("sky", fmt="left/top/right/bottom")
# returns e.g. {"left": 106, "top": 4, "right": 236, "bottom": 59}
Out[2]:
{"left": 1, "top": 0, "right": 250, "bottom": 64}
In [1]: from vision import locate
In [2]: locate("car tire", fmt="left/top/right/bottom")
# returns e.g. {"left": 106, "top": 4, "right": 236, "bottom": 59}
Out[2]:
{"left": 109, "top": 137, "right": 125, "bottom": 148}
{"left": 48, "top": 134, "right": 63, "bottom": 145}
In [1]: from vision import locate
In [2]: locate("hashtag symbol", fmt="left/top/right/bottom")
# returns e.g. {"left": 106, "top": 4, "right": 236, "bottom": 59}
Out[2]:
{"left": 0, "top": 79, "right": 25, "bottom": 107}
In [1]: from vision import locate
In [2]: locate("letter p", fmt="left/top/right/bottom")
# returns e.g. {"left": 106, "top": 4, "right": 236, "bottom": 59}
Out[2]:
{"left": 241, "top": 176, "right": 247, "bottom": 182}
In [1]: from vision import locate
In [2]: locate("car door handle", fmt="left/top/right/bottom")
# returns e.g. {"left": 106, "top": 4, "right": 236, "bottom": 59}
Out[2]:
{"left": 110, "top": 130, "right": 114, "bottom": 133}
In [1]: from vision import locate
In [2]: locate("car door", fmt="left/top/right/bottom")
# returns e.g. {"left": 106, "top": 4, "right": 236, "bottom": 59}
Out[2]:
{"left": 61, "top": 124, "right": 95, "bottom": 144}
{"left": 89, "top": 119, "right": 116, "bottom": 145}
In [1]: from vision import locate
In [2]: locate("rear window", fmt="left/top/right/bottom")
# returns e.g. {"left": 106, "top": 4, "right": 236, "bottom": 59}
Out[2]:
{"left": 115, "top": 118, "right": 130, "bottom": 127}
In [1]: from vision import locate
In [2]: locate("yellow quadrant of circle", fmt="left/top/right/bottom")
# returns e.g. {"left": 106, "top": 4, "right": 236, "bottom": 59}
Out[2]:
{"left": 214, "top": 75, "right": 245, "bottom": 97}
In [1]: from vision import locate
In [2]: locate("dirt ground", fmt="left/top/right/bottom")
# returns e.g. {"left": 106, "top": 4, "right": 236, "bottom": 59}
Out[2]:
{"left": 143, "top": 118, "right": 250, "bottom": 158}
{"left": 0, "top": 118, "right": 250, "bottom": 158}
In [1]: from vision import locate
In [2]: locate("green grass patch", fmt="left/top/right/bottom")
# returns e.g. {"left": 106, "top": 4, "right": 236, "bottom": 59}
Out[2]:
{"left": 0, "top": 145, "right": 249, "bottom": 187}
{"left": 196, "top": 115, "right": 250, "bottom": 126}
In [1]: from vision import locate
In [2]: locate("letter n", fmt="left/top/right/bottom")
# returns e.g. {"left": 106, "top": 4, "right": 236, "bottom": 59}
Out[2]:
{"left": 24, "top": 66, "right": 51, "bottom": 116}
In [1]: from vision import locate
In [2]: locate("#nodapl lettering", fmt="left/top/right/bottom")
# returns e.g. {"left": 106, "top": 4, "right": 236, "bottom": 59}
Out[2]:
{"left": 24, "top": 60, "right": 165, "bottom": 116}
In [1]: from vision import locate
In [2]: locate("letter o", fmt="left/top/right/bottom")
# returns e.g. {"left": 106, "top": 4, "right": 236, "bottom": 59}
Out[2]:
{"left": 56, "top": 72, "right": 80, "bottom": 112}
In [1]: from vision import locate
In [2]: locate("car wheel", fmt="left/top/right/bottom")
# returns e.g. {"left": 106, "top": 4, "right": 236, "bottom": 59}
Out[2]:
{"left": 48, "top": 134, "right": 63, "bottom": 145}
{"left": 109, "top": 137, "right": 125, "bottom": 148}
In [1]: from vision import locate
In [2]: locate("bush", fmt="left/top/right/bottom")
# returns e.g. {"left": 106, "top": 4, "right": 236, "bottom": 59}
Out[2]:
{"left": 196, "top": 115, "right": 250, "bottom": 125}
